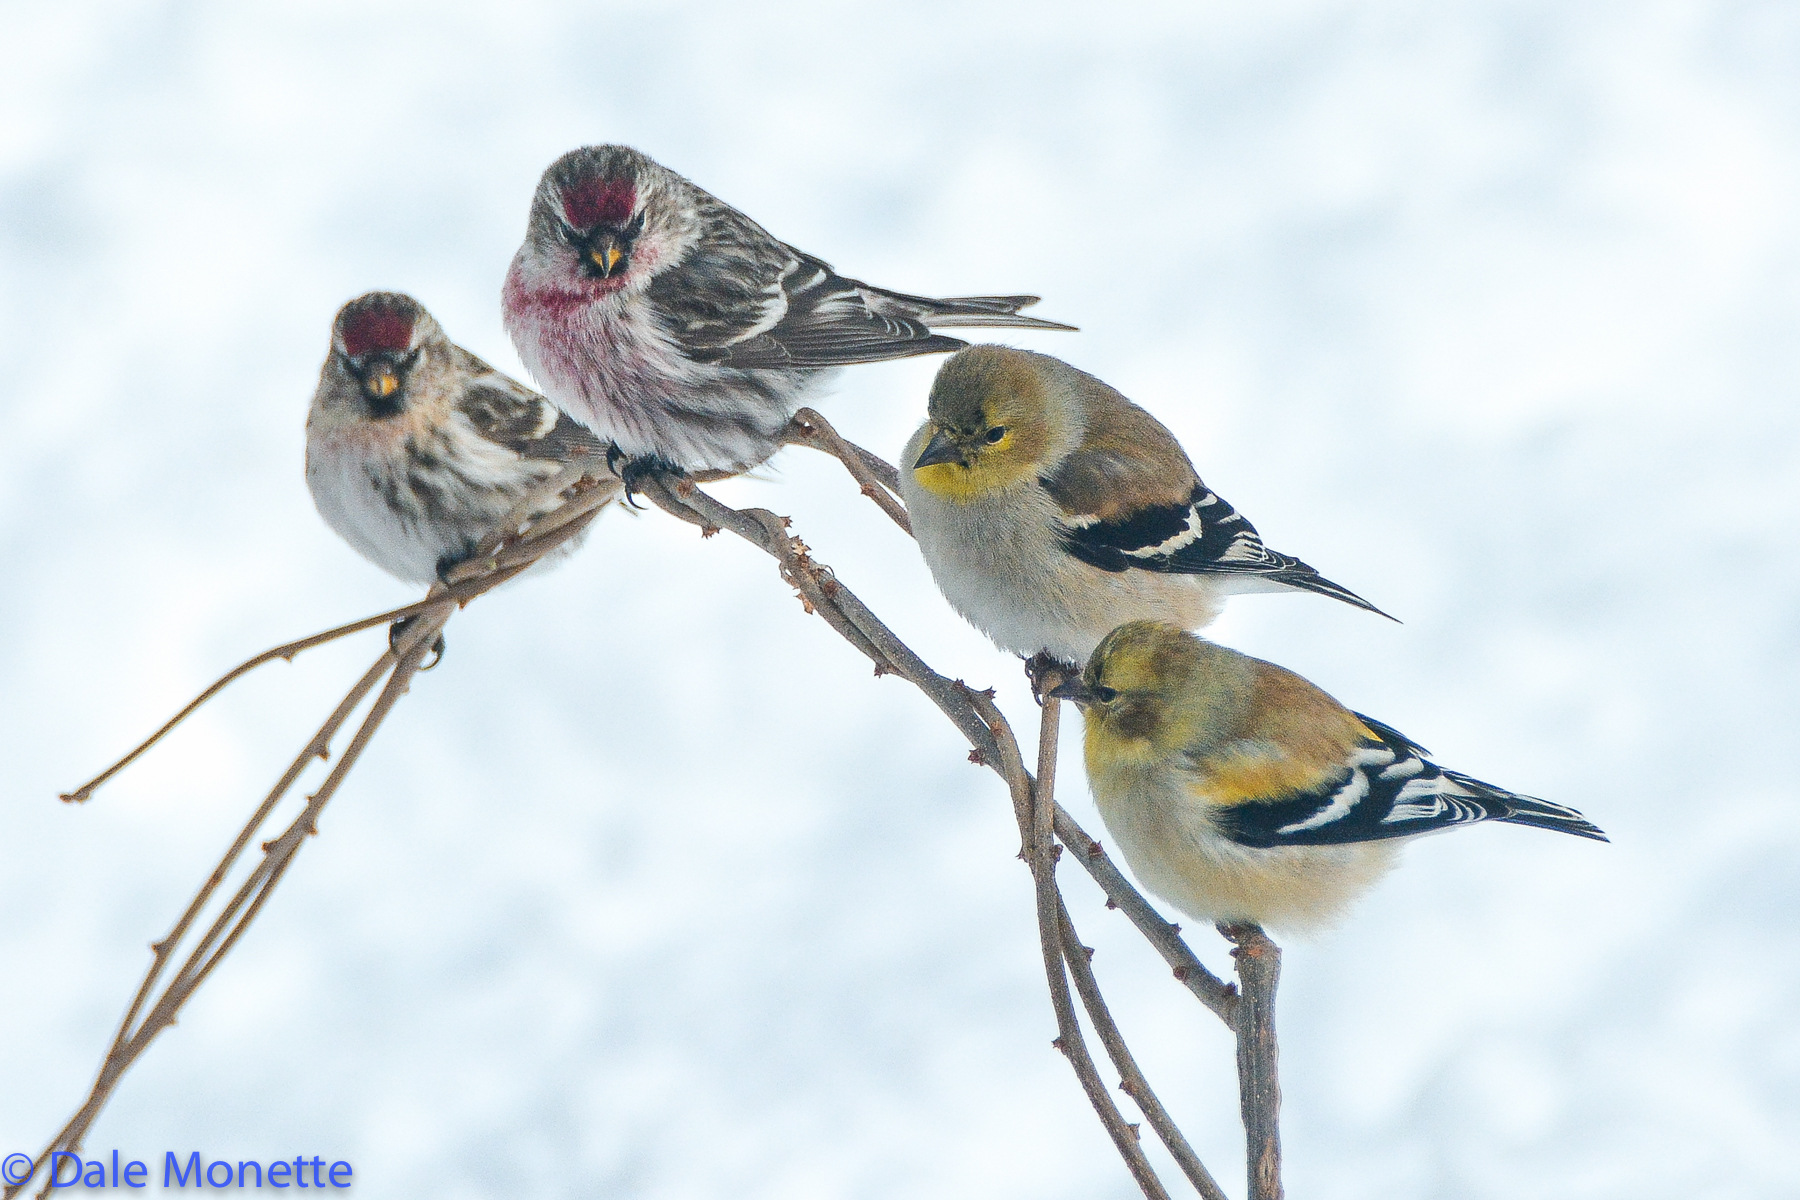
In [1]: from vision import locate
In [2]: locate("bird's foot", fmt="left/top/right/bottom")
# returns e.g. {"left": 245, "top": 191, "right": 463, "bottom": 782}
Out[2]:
{"left": 606, "top": 446, "right": 687, "bottom": 507}
{"left": 389, "top": 616, "right": 446, "bottom": 671}
{"left": 1024, "top": 652, "right": 1080, "bottom": 704}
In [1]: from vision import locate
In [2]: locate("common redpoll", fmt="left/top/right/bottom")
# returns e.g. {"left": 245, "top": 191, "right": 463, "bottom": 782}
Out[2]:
{"left": 307, "top": 291, "right": 613, "bottom": 587}
{"left": 501, "top": 144, "right": 1073, "bottom": 476}
{"left": 1052, "top": 621, "right": 1605, "bottom": 932}
{"left": 898, "top": 346, "right": 1390, "bottom": 670}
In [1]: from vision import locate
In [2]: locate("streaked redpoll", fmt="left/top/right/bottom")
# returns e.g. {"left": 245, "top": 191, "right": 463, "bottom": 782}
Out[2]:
{"left": 502, "top": 144, "right": 1073, "bottom": 476}
{"left": 307, "top": 291, "right": 612, "bottom": 587}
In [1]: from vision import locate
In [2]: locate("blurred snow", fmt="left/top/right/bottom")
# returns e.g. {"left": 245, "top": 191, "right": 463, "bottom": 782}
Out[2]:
{"left": 2, "top": 2, "right": 1796, "bottom": 1197}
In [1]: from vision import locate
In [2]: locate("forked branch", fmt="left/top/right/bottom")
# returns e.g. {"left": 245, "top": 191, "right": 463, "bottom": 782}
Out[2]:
{"left": 644, "top": 442, "right": 1282, "bottom": 1199}
{"left": 31, "top": 431, "right": 1283, "bottom": 1200}
{"left": 14, "top": 473, "right": 619, "bottom": 1199}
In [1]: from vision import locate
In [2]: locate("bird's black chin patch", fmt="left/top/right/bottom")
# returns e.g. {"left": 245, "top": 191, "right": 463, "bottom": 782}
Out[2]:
{"left": 578, "top": 223, "right": 640, "bottom": 279}
{"left": 362, "top": 387, "right": 404, "bottom": 420}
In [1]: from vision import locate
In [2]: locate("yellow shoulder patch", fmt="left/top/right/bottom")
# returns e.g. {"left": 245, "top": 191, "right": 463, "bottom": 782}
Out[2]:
{"left": 1190, "top": 741, "right": 1344, "bottom": 808}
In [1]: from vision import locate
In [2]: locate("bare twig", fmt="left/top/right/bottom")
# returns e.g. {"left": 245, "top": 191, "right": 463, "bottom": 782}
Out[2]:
{"left": 1222, "top": 923, "right": 1283, "bottom": 1200}
{"left": 637, "top": 475, "right": 999, "bottom": 761}
{"left": 773, "top": 436, "right": 1245, "bottom": 1025}
{"left": 638, "top": 468, "right": 1193, "bottom": 1194}
{"left": 781, "top": 408, "right": 912, "bottom": 535}
{"left": 61, "top": 599, "right": 432, "bottom": 805}
{"left": 64, "top": 469, "right": 622, "bottom": 808}
{"left": 1033, "top": 678, "right": 1226, "bottom": 1200}
{"left": 640, "top": 458, "right": 1283, "bottom": 1195}
{"left": 38, "top": 434, "right": 1285, "bottom": 1200}
{"left": 16, "top": 471, "right": 618, "bottom": 1199}
{"left": 981, "top": 683, "right": 1170, "bottom": 1199}
{"left": 1052, "top": 808, "right": 1239, "bottom": 1025}
{"left": 1058, "top": 898, "right": 1230, "bottom": 1200}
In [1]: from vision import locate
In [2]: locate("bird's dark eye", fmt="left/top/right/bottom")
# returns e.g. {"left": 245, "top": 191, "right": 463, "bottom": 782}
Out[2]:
{"left": 985, "top": 426, "right": 1008, "bottom": 444}
{"left": 1093, "top": 686, "right": 1119, "bottom": 703}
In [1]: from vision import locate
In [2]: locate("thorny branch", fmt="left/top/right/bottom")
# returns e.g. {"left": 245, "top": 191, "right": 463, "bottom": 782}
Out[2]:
{"left": 29, "top": 417, "right": 1284, "bottom": 1200}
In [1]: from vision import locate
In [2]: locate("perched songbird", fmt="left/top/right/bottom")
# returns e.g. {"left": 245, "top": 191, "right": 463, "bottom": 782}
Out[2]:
{"left": 502, "top": 144, "right": 1073, "bottom": 476}
{"left": 1052, "top": 621, "right": 1606, "bottom": 933}
{"left": 307, "top": 291, "right": 614, "bottom": 586}
{"left": 898, "top": 346, "right": 1389, "bottom": 670}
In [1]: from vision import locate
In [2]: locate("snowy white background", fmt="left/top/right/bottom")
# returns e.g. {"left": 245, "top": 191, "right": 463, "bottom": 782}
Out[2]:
{"left": 2, "top": 2, "right": 1796, "bottom": 1197}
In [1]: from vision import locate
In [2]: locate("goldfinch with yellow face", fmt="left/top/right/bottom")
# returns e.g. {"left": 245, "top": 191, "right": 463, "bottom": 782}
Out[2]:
{"left": 897, "top": 346, "right": 1388, "bottom": 668}
{"left": 1052, "top": 621, "right": 1606, "bottom": 933}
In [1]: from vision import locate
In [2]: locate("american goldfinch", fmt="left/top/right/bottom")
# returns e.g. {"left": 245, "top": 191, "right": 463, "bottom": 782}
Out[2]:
{"left": 307, "top": 291, "right": 613, "bottom": 585}
{"left": 898, "top": 346, "right": 1389, "bottom": 667}
{"left": 502, "top": 145, "right": 1074, "bottom": 476}
{"left": 1051, "top": 621, "right": 1606, "bottom": 933}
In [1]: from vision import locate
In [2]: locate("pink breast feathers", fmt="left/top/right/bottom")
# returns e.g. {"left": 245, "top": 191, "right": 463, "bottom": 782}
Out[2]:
{"left": 341, "top": 306, "right": 415, "bottom": 357}
{"left": 561, "top": 177, "right": 637, "bottom": 231}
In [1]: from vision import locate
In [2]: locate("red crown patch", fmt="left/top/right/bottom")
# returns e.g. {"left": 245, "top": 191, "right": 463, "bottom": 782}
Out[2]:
{"left": 340, "top": 304, "right": 415, "bottom": 358}
{"left": 561, "top": 177, "right": 637, "bottom": 231}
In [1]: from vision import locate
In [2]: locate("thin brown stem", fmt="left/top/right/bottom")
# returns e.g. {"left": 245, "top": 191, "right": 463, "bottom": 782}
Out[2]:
{"left": 110, "top": 653, "right": 392, "bottom": 1057}
{"left": 1033, "top": 684, "right": 1062, "bottom": 869}
{"left": 637, "top": 476, "right": 1000, "bottom": 761}
{"left": 63, "top": 468, "right": 621, "bottom": 808}
{"left": 1057, "top": 899, "right": 1230, "bottom": 1200}
{"left": 1222, "top": 923, "right": 1283, "bottom": 1200}
{"left": 62, "top": 600, "right": 422, "bottom": 805}
{"left": 634, "top": 473, "right": 1258, "bottom": 1194}
{"left": 33, "top": 443, "right": 1274, "bottom": 1200}
{"left": 975, "top": 690, "right": 1168, "bottom": 1199}
{"left": 1052, "top": 807, "right": 1239, "bottom": 1025}
{"left": 781, "top": 408, "right": 912, "bottom": 534}
{"left": 15, "top": 613, "right": 451, "bottom": 1200}
{"left": 1037, "top": 685, "right": 1227, "bottom": 1198}
{"left": 13, "top": 468, "right": 607, "bottom": 1197}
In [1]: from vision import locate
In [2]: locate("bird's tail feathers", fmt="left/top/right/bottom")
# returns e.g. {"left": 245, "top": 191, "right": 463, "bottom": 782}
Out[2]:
{"left": 923, "top": 295, "right": 1078, "bottom": 331}
{"left": 1459, "top": 777, "right": 1609, "bottom": 842}
{"left": 1260, "top": 566, "right": 1398, "bottom": 622}
{"left": 865, "top": 288, "right": 1079, "bottom": 331}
